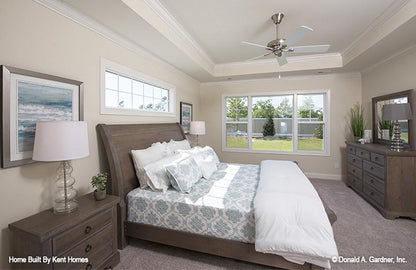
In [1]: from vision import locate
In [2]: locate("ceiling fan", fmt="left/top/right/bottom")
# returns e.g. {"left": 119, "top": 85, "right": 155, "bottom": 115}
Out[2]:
{"left": 242, "top": 13, "right": 330, "bottom": 66}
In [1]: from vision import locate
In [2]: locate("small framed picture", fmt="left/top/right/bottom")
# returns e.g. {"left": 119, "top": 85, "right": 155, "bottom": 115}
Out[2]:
{"left": 180, "top": 102, "right": 193, "bottom": 134}
{"left": 1, "top": 65, "right": 83, "bottom": 168}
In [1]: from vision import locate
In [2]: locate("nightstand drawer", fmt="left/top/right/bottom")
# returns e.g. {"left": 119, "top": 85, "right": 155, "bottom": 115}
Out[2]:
{"left": 348, "top": 154, "right": 362, "bottom": 168}
{"left": 55, "top": 225, "right": 114, "bottom": 270}
{"left": 53, "top": 208, "right": 113, "bottom": 255}
{"left": 363, "top": 160, "right": 385, "bottom": 180}
{"left": 356, "top": 148, "right": 370, "bottom": 160}
{"left": 347, "top": 164, "right": 362, "bottom": 179}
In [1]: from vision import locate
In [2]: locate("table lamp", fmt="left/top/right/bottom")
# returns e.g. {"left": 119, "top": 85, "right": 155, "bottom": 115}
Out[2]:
{"left": 190, "top": 121, "right": 205, "bottom": 146}
{"left": 382, "top": 103, "right": 413, "bottom": 152}
{"left": 33, "top": 121, "right": 89, "bottom": 213}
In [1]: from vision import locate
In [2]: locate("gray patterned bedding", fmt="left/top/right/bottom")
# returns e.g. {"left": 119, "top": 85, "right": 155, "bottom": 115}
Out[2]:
{"left": 127, "top": 163, "right": 260, "bottom": 243}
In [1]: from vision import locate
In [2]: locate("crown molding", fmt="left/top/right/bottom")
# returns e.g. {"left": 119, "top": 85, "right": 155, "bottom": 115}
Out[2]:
{"left": 342, "top": 0, "right": 411, "bottom": 64}
{"left": 32, "top": 0, "right": 199, "bottom": 83}
{"left": 361, "top": 44, "right": 416, "bottom": 75}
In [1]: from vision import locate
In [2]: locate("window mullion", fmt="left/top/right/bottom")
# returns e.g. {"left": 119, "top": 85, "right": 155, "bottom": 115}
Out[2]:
{"left": 248, "top": 96, "right": 252, "bottom": 150}
{"left": 293, "top": 94, "right": 298, "bottom": 152}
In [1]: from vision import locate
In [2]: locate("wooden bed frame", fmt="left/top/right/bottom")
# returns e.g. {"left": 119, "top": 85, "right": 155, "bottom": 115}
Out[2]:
{"left": 97, "top": 123, "right": 336, "bottom": 270}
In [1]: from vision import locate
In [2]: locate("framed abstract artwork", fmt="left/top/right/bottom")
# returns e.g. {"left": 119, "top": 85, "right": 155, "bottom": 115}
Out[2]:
{"left": 1, "top": 66, "right": 84, "bottom": 168}
{"left": 180, "top": 102, "right": 193, "bottom": 134}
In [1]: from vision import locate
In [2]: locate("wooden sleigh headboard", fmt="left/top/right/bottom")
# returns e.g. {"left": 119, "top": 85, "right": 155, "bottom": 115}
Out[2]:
{"left": 96, "top": 123, "right": 186, "bottom": 248}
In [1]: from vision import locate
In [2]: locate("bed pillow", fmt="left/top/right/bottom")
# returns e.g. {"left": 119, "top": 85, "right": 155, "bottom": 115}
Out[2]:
{"left": 178, "top": 146, "right": 220, "bottom": 166}
{"left": 204, "top": 146, "right": 220, "bottom": 165}
{"left": 165, "top": 157, "right": 202, "bottom": 193}
{"left": 143, "top": 152, "right": 189, "bottom": 192}
{"left": 166, "top": 139, "right": 191, "bottom": 154}
{"left": 131, "top": 143, "right": 166, "bottom": 188}
{"left": 197, "top": 156, "right": 218, "bottom": 179}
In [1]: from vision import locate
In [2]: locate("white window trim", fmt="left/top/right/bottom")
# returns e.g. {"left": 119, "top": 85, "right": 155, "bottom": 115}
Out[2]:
{"left": 100, "top": 58, "right": 175, "bottom": 117}
{"left": 222, "top": 89, "right": 330, "bottom": 156}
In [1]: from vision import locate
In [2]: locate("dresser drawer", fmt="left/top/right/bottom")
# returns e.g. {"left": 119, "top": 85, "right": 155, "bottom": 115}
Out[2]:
{"left": 371, "top": 152, "right": 385, "bottom": 166}
{"left": 355, "top": 148, "right": 370, "bottom": 160}
{"left": 347, "top": 145, "right": 355, "bottom": 154}
{"left": 55, "top": 225, "right": 114, "bottom": 270}
{"left": 347, "top": 174, "right": 362, "bottom": 191}
{"left": 363, "top": 172, "right": 385, "bottom": 194}
{"left": 363, "top": 184, "right": 384, "bottom": 207}
{"left": 363, "top": 160, "right": 385, "bottom": 180}
{"left": 348, "top": 154, "right": 362, "bottom": 168}
{"left": 53, "top": 208, "right": 113, "bottom": 255}
{"left": 347, "top": 164, "right": 362, "bottom": 179}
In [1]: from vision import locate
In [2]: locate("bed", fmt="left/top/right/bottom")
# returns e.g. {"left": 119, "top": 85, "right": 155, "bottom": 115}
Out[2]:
{"left": 97, "top": 123, "right": 337, "bottom": 270}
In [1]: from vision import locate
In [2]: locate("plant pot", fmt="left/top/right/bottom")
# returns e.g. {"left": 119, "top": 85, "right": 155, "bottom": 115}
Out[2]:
{"left": 353, "top": 136, "right": 361, "bottom": 143}
{"left": 94, "top": 189, "right": 106, "bottom": 201}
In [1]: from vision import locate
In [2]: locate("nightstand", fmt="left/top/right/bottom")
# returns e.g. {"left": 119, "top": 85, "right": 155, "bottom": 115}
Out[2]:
{"left": 9, "top": 193, "right": 120, "bottom": 269}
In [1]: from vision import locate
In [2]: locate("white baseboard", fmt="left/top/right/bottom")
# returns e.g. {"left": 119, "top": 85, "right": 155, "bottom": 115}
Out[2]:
{"left": 305, "top": 172, "right": 345, "bottom": 181}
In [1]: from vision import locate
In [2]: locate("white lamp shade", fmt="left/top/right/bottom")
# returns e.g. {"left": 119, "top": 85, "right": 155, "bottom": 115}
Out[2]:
{"left": 189, "top": 121, "right": 206, "bottom": 135}
{"left": 382, "top": 103, "right": 413, "bottom": 121}
{"left": 32, "top": 121, "right": 89, "bottom": 161}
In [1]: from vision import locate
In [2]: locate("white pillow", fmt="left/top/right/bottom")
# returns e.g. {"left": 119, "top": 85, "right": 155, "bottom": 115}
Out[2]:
{"left": 165, "top": 157, "right": 202, "bottom": 193}
{"left": 131, "top": 143, "right": 166, "bottom": 189}
{"left": 197, "top": 156, "right": 217, "bottom": 179}
{"left": 143, "top": 152, "right": 189, "bottom": 192}
{"left": 178, "top": 146, "right": 220, "bottom": 166}
{"left": 166, "top": 139, "right": 191, "bottom": 154}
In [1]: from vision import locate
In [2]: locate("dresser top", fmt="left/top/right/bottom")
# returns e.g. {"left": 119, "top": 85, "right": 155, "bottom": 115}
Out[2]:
{"left": 346, "top": 142, "right": 416, "bottom": 157}
{"left": 9, "top": 193, "right": 120, "bottom": 241}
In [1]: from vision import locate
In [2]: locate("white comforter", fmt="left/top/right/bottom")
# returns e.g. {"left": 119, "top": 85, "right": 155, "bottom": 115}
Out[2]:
{"left": 254, "top": 160, "right": 338, "bottom": 269}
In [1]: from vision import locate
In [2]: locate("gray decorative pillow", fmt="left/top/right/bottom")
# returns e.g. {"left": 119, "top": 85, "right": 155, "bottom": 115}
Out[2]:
{"left": 165, "top": 157, "right": 202, "bottom": 193}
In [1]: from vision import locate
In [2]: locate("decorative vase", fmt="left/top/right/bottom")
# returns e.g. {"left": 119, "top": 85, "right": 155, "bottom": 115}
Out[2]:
{"left": 94, "top": 189, "right": 106, "bottom": 201}
{"left": 353, "top": 136, "right": 361, "bottom": 143}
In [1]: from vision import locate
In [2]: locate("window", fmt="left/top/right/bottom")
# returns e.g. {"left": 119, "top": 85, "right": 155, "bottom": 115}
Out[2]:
{"left": 223, "top": 91, "right": 329, "bottom": 155}
{"left": 101, "top": 58, "right": 175, "bottom": 116}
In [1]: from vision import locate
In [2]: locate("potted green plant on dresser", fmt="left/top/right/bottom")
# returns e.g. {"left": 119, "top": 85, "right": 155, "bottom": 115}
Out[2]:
{"left": 350, "top": 103, "right": 364, "bottom": 142}
{"left": 91, "top": 172, "right": 108, "bottom": 201}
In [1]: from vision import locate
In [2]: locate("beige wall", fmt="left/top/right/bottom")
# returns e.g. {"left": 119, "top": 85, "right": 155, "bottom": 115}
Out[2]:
{"left": 362, "top": 46, "right": 416, "bottom": 142}
{"left": 0, "top": 1, "right": 200, "bottom": 268}
{"left": 200, "top": 73, "right": 362, "bottom": 178}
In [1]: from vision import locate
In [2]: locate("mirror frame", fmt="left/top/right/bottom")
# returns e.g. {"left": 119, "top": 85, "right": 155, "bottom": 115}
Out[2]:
{"left": 372, "top": 89, "right": 414, "bottom": 149}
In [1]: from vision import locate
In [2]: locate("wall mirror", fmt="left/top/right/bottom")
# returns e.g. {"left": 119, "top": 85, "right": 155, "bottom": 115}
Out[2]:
{"left": 372, "top": 89, "right": 414, "bottom": 148}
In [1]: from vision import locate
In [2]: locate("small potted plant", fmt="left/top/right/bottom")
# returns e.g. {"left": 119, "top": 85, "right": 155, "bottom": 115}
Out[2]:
{"left": 349, "top": 103, "right": 364, "bottom": 142}
{"left": 91, "top": 172, "right": 108, "bottom": 201}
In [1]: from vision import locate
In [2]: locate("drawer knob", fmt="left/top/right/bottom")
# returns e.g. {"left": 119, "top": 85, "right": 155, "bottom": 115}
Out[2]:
{"left": 370, "top": 167, "right": 374, "bottom": 170}
{"left": 85, "top": 244, "right": 92, "bottom": 253}
{"left": 361, "top": 151, "right": 364, "bottom": 155}
{"left": 370, "top": 179, "right": 374, "bottom": 183}
{"left": 375, "top": 157, "right": 378, "bottom": 160}
{"left": 352, "top": 169, "right": 356, "bottom": 173}
{"left": 104, "top": 267, "right": 112, "bottom": 270}
{"left": 86, "top": 264, "right": 92, "bottom": 270}
{"left": 352, "top": 159, "right": 356, "bottom": 162}
{"left": 85, "top": 226, "right": 92, "bottom": 234}
{"left": 370, "top": 191, "right": 374, "bottom": 196}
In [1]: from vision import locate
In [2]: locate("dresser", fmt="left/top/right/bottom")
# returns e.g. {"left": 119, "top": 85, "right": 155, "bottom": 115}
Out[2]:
{"left": 9, "top": 193, "right": 120, "bottom": 269}
{"left": 346, "top": 142, "right": 416, "bottom": 220}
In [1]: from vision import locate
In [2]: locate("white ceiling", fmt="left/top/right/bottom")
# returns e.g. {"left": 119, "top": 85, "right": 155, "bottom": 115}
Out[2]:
{"left": 52, "top": 0, "right": 416, "bottom": 81}
{"left": 159, "top": 0, "right": 395, "bottom": 63}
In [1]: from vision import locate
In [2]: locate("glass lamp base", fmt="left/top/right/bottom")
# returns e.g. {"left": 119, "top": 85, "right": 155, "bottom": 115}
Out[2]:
{"left": 54, "top": 200, "right": 78, "bottom": 214}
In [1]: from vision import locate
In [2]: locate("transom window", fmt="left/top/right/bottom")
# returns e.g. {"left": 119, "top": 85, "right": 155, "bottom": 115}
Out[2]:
{"left": 223, "top": 91, "right": 329, "bottom": 155}
{"left": 101, "top": 58, "right": 175, "bottom": 116}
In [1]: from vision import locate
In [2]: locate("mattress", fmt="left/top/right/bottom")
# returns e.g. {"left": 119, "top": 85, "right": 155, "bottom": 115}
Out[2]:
{"left": 127, "top": 163, "right": 259, "bottom": 243}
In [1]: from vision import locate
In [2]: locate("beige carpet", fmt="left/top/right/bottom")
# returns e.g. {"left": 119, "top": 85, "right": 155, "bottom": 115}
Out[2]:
{"left": 115, "top": 179, "right": 416, "bottom": 270}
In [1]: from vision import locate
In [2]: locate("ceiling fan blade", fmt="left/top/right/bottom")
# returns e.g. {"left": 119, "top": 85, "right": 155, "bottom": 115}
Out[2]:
{"left": 246, "top": 52, "right": 273, "bottom": 61}
{"left": 277, "top": 55, "right": 288, "bottom": 66}
{"left": 284, "top": 26, "right": 313, "bottom": 47}
{"left": 290, "top": 45, "right": 330, "bottom": 53}
{"left": 242, "top": 41, "right": 269, "bottom": 49}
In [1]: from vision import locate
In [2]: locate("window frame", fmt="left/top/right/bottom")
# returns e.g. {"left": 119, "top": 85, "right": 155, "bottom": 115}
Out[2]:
{"left": 100, "top": 58, "right": 175, "bottom": 117}
{"left": 222, "top": 90, "right": 330, "bottom": 156}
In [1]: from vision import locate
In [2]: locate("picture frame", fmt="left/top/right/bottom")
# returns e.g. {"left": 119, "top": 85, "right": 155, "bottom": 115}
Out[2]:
{"left": 1, "top": 65, "right": 84, "bottom": 168}
{"left": 180, "top": 102, "right": 193, "bottom": 134}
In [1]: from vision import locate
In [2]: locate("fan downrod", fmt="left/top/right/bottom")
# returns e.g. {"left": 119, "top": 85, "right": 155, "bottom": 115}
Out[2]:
{"left": 271, "top": 13, "right": 284, "bottom": 25}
